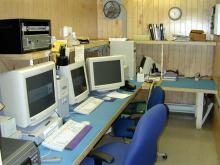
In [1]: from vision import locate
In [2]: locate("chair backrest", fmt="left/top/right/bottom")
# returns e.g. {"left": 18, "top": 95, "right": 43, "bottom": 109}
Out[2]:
{"left": 147, "top": 86, "right": 165, "bottom": 110}
{"left": 124, "top": 104, "right": 167, "bottom": 165}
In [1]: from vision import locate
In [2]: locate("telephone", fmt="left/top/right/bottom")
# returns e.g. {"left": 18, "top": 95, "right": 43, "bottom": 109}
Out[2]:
{"left": 120, "top": 80, "right": 136, "bottom": 91}
{"left": 140, "top": 56, "right": 161, "bottom": 75}
{"left": 78, "top": 38, "right": 90, "bottom": 44}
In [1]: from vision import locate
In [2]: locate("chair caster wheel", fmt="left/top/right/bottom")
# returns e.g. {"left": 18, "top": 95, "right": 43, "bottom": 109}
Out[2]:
{"left": 162, "top": 154, "right": 167, "bottom": 160}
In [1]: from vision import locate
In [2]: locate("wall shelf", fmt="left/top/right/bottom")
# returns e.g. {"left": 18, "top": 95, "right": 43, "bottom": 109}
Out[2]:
{"left": 135, "top": 40, "right": 216, "bottom": 46}
{"left": 0, "top": 40, "right": 109, "bottom": 61}
{"left": 84, "top": 40, "right": 108, "bottom": 49}
{"left": 0, "top": 50, "right": 50, "bottom": 61}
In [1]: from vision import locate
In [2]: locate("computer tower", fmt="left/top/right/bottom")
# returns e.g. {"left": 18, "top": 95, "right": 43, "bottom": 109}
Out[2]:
{"left": 56, "top": 76, "right": 69, "bottom": 118}
{"left": 110, "top": 41, "right": 136, "bottom": 80}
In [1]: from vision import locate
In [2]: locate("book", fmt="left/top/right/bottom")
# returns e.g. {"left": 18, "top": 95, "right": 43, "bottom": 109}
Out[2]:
{"left": 163, "top": 72, "right": 178, "bottom": 81}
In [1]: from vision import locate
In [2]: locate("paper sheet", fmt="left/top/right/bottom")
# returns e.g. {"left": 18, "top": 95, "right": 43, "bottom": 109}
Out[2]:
{"left": 75, "top": 45, "right": 84, "bottom": 62}
{"left": 107, "top": 91, "right": 131, "bottom": 99}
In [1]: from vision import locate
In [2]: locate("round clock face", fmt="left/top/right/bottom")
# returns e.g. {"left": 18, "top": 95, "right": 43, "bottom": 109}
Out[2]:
{"left": 168, "top": 7, "right": 182, "bottom": 21}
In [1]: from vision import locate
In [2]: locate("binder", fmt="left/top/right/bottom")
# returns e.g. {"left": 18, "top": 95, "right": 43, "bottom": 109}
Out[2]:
{"left": 148, "top": 24, "right": 154, "bottom": 40}
{"left": 160, "top": 24, "right": 164, "bottom": 40}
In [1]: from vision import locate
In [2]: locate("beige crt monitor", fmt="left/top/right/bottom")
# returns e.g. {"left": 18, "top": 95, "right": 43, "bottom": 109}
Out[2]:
{"left": 0, "top": 62, "right": 58, "bottom": 128}
{"left": 86, "top": 55, "right": 125, "bottom": 91}
{"left": 59, "top": 61, "right": 89, "bottom": 105}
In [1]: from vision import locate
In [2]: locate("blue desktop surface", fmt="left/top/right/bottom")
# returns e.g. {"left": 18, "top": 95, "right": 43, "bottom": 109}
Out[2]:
{"left": 39, "top": 82, "right": 141, "bottom": 165}
{"left": 161, "top": 78, "right": 216, "bottom": 91}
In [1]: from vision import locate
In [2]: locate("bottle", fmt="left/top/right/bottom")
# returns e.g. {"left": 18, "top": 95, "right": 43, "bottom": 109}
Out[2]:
{"left": 56, "top": 45, "right": 68, "bottom": 67}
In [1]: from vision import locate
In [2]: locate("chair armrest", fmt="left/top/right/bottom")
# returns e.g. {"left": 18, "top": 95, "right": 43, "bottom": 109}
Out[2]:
{"left": 88, "top": 150, "right": 114, "bottom": 164}
{"left": 127, "top": 125, "right": 136, "bottom": 132}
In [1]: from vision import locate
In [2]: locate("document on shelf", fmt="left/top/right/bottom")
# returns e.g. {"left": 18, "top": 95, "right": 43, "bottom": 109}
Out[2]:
{"left": 75, "top": 45, "right": 85, "bottom": 62}
{"left": 107, "top": 91, "right": 131, "bottom": 99}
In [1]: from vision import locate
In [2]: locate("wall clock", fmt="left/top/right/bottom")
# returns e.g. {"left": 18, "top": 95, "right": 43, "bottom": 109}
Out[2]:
{"left": 168, "top": 7, "right": 182, "bottom": 21}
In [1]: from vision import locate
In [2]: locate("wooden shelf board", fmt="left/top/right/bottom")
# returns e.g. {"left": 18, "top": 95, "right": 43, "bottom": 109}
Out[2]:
{"left": 0, "top": 50, "right": 50, "bottom": 60}
{"left": 84, "top": 40, "right": 108, "bottom": 49}
{"left": 135, "top": 40, "right": 216, "bottom": 46}
{"left": 0, "top": 40, "right": 108, "bottom": 61}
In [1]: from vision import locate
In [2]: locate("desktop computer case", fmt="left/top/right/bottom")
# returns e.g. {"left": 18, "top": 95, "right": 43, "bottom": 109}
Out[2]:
{"left": 0, "top": 19, "right": 51, "bottom": 54}
{"left": 110, "top": 41, "right": 136, "bottom": 80}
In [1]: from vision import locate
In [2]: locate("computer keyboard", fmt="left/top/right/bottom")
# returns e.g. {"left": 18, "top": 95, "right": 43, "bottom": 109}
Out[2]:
{"left": 74, "top": 97, "right": 104, "bottom": 115}
{"left": 42, "top": 119, "right": 91, "bottom": 151}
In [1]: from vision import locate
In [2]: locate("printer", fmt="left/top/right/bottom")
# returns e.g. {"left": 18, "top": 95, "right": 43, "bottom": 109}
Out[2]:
{"left": 0, "top": 137, "right": 40, "bottom": 165}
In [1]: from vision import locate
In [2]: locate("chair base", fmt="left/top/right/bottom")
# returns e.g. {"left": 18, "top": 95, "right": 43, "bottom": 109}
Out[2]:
{"left": 157, "top": 152, "right": 168, "bottom": 160}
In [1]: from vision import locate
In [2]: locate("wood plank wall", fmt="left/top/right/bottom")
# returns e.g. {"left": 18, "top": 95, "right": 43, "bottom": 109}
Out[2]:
{"left": 0, "top": 0, "right": 98, "bottom": 39}
{"left": 98, "top": 0, "right": 215, "bottom": 76}
{"left": 98, "top": 0, "right": 215, "bottom": 39}
{"left": 98, "top": 0, "right": 216, "bottom": 104}
{"left": 133, "top": 0, "right": 215, "bottom": 78}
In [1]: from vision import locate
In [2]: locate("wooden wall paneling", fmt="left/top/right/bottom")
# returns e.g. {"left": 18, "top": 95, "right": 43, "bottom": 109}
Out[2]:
{"left": 0, "top": 0, "right": 98, "bottom": 39}
{"left": 208, "top": 46, "right": 214, "bottom": 76}
{"left": 129, "top": 0, "right": 138, "bottom": 38}
{"left": 97, "top": 0, "right": 216, "bottom": 38}
{"left": 97, "top": 0, "right": 104, "bottom": 39}
{"left": 191, "top": 0, "right": 197, "bottom": 30}
{"left": 179, "top": 46, "right": 186, "bottom": 76}
{"left": 136, "top": 44, "right": 214, "bottom": 77}
{"left": 0, "top": 0, "right": 98, "bottom": 73}
{"left": 137, "top": 0, "right": 143, "bottom": 34}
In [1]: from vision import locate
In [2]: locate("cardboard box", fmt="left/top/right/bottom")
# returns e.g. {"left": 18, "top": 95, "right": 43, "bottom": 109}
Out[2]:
{"left": 189, "top": 30, "right": 206, "bottom": 41}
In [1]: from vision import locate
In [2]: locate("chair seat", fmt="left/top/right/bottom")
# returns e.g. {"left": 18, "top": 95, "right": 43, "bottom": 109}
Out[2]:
{"left": 113, "top": 117, "right": 135, "bottom": 138}
{"left": 81, "top": 142, "right": 130, "bottom": 165}
{"left": 81, "top": 104, "right": 167, "bottom": 165}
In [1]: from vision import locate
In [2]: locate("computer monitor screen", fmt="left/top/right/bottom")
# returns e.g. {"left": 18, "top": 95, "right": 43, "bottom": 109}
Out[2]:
{"left": 59, "top": 62, "right": 89, "bottom": 105}
{"left": 86, "top": 55, "right": 125, "bottom": 91}
{"left": 26, "top": 70, "right": 55, "bottom": 117}
{"left": 71, "top": 66, "right": 87, "bottom": 97}
{"left": 93, "top": 60, "right": 122, "bottom": 85}
{"left": 0, "top": 62, "right": 58, "bottom": 128}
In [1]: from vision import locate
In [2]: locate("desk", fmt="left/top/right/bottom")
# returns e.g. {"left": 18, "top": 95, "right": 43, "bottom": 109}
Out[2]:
{"left": 39, "top": 83, "right": 141, "bottom": 165}
{"left": 143, "top": 78, "right": 217, "bottom": 129}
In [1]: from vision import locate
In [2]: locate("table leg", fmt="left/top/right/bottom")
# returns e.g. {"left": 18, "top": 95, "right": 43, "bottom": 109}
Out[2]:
{"left": 196, "top": 92, "right": 204, "bottom": 129}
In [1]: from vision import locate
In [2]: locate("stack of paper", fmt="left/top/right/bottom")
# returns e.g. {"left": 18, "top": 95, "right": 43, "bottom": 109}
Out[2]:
{"left": 163, "top": 72, "right": 177, "bottom": 81}
{"left": 107, "top": 91, "right": 131, "bottom": 99}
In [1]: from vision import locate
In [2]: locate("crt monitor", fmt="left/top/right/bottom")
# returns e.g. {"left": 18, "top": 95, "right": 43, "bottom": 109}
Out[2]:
{"left": 86, "top": 55, "right": 125, "bottom": 91}
{"left": 59, "top": 61, "right": 89, "bottom": 105}
{"left": 0, "top": 62, "right": 58, "bottom": 128}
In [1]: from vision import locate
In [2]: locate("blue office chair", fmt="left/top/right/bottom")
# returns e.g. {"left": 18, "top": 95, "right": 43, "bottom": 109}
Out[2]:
{"left": 112, "top": 86, "right": 165, "bottom": 138}
{"left": 81, "top": 104, "right": 167, "bottom": 165}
